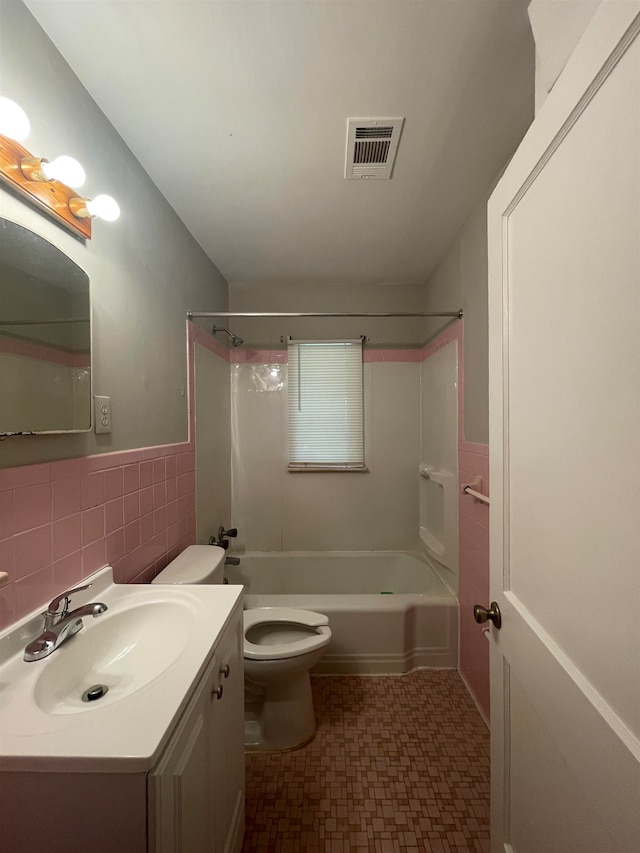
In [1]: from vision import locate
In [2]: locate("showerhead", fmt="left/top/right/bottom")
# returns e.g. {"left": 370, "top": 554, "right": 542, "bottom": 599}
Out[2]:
{"left": 211, "top": 324, "right": 244, "bottom": 347}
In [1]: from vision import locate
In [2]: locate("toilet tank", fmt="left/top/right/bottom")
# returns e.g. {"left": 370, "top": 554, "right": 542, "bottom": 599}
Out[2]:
{"left": 152, "top": 545, "right": 226, "bottom": 585}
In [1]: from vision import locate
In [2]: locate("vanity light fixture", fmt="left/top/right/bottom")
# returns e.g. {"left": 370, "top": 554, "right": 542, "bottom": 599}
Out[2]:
{"left": 0, "top": 97, "right": 30, "bottom": 141}
{"left": 20, "top": 155, "right": 86, "bottom": 189}
{"left": 0, "top": 96, "right": 120, "bottom": 238}
{"left": 69, "top": 194, "right": 120, "bottom": 222}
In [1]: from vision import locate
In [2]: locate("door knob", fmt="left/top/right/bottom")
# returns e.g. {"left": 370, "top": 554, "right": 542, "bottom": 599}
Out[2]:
{"left": 473, "top": 601, "right": 501, "bottom": 629}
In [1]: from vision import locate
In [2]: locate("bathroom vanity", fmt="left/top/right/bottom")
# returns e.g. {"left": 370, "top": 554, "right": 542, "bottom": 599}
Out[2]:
{"left": 0, "top": 568, "right": 245, "bottom": 853}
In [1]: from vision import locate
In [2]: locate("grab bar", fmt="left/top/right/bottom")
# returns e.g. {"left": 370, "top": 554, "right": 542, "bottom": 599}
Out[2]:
{"left": 462, "top": 476, "right": 490, "bottom": 505}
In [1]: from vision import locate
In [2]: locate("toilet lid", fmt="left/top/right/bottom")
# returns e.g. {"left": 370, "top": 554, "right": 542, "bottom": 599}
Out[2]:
{"left": 244, "top": 607, "right": 331, "bottom": 660}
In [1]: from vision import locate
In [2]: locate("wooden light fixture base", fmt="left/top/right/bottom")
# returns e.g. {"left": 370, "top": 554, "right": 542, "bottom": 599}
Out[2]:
{"left": 0, "top": 134, "right": 91, "bottom": 240}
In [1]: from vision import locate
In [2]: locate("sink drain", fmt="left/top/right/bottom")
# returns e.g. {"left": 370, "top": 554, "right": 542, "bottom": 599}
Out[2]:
{"left": 82, "top": 684, "right": 109, "bottom": 702}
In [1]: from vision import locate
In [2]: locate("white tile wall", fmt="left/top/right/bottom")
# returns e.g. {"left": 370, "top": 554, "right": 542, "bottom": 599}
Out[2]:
{"left": 370, "top": 363, "right": 420, "bottom": 549}
{"left": 195, "top": 344, "right": 231, "bottom": 543}
{"left": 231, "top": 364, "right": 284, "bottom": 551}
{"left": 231, "top": 361, "right": 421, "bottom": 552}
{"left": 420, "top": 340, "right": 459, "bottom": 588}
{"left": 420, "top": 342, "right": 458, "bottom": 471}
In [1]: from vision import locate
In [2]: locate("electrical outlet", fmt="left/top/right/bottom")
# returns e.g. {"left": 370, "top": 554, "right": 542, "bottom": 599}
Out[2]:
{"left": 94, "top": 395, "right": 112, "bottom": 434}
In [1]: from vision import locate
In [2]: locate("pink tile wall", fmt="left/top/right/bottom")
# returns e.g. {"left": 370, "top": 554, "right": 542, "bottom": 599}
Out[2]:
{"left": 0, "top": 321, "right": 215, "bottom": 631}
{"left": 458, "top": 441, "right": 490, "bottom": 723}
{"left": 420, "top": 321, "right": 490, "bottom": 723}
{"left": 0, "top": 444, "right": 197, "bottom": 630}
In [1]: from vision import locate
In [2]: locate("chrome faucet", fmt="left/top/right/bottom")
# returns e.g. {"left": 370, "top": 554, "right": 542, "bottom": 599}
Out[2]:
{"left": 224, "top": 555, "right": 240, "bottom": 566}
{"left": 23, "top": 583, "right": 108, "bottom": 662}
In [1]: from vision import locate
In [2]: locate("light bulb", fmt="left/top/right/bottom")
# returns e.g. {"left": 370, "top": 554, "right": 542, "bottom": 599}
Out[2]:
{"left": 0, "top": 97, "right": 30, "bottom": 141}
{"left": 86, "top": 194, "right": 120, "bottom": 221}
{"left": 41, "top": 156, "right": 86, "bottom": 188}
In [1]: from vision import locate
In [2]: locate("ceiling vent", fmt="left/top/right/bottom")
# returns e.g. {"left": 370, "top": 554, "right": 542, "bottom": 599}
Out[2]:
{"left": 344, "top": 117, "right": 405, "bottom": 180}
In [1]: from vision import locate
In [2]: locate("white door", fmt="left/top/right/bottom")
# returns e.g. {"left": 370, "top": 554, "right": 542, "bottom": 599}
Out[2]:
{"left": 487, "top": 4, "right": 640, "bottom": 852}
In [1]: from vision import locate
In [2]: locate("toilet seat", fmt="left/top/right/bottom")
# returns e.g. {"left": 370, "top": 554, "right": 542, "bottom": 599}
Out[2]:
{"left": 243, "top": 608, "right": 331, "bottom": 661}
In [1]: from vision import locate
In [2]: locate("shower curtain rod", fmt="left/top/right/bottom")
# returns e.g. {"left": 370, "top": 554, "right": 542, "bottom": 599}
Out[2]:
{"left": 187, "top": 310, "right": 463, "bottom": 319}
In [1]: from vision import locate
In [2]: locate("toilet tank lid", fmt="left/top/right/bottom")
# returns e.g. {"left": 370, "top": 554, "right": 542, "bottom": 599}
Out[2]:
{"left": 152, "top": 545, "right": 226, "bottom": 584}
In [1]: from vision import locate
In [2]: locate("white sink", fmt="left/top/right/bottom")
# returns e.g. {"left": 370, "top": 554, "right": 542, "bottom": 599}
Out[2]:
{"left": 0, "top": 566, "right": 243, "bottom": 772}
{"left": 33, "top": 600, "right": 193, "bottom": 714}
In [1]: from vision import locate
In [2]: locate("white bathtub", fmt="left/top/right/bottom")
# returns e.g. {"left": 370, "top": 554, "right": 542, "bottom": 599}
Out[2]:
{"left": 225, "top": 551, "right": 458, "bottom": 674}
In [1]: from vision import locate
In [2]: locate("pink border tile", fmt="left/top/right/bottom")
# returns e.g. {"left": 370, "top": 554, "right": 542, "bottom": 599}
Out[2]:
{"left": 0, "top": 463, "right": 50, "bottom": 492}
{"left": 0, "top": 336, "right": 89, "bottom": 368}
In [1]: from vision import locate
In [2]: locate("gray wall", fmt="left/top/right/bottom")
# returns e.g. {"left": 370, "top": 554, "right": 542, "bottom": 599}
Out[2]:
{"left": 229, "top": 282, "right": 425, "bottom": 348}
{"left": 0, "top": 1, "right": 228, "bottom": 468}
{"left": 422, "top": 200, "right": 489, "bottom": 445}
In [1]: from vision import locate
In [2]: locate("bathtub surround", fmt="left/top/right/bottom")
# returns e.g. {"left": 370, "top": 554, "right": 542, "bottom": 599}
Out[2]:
{"left": 419, "top": 335, "right": 459, "bottom": 589}
{"left": 225, "top": 318, "right": 489, "bottom": 714}
{"left": 231, "top": 355, "right": 420, "bottom": 554}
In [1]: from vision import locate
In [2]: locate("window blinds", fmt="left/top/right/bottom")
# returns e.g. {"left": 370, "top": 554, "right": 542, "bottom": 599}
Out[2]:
{"left": 287, "top": 340, "right": 364, "bottom": 469}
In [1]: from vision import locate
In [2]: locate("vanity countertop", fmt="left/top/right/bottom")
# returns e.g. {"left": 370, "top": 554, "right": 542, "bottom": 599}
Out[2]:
{"left": 0, "top": 567, "right": 243, "bottom": 773}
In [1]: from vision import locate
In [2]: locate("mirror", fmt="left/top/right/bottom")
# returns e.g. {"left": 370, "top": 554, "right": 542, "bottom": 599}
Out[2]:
{"left": 0, "top": 218, "right": 91, "bottom": 434}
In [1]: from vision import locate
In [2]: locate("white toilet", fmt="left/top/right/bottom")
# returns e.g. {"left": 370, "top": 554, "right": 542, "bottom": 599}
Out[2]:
{"left": 243, "top": 606, "right": 331, "bottom": 751}
{"left": 152, "top": 546, "right": 332, "bottom": 751}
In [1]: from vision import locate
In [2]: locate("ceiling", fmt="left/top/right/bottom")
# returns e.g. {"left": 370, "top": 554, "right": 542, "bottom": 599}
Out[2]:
{"left": 26, "top": 0, "right": 534, "bottom": 289}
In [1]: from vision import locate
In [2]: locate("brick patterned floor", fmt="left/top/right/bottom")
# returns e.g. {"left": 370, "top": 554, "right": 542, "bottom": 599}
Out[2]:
{"left": 243, "top": 671, "right": 490, "bottom": 853}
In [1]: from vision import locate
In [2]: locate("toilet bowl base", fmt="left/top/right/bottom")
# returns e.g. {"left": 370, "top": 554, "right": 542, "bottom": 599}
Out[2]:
{"left": 244, "top": 672, "right": 317, "bottom": 751}
{"left": 244, "top": 724, "right": 317, "bottom": 754}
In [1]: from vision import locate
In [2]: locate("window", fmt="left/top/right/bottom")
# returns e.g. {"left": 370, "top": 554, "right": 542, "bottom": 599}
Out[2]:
{"left": 287, "top": 339, "right": 365, "bottom": 471}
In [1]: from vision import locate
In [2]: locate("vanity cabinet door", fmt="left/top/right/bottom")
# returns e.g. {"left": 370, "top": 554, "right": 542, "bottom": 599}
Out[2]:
{"left": 209, "top": 614, "right": 245, "bottom": 853}
{"left": 148, "top": 605, "right": 244, "bottom": 853}
{"left": 149, "top": 654, "right": 219, "bottom": 853}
